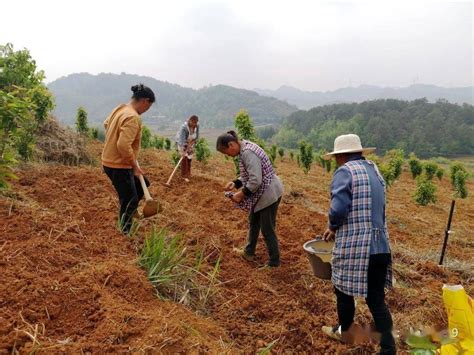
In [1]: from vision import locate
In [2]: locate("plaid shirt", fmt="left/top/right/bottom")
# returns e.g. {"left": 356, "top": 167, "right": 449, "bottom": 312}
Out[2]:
{"left": 331, "top": 160, "right": 393, "bottom": 297}
{"left": 238, "top": 140, "right": 274, "bottom": 211}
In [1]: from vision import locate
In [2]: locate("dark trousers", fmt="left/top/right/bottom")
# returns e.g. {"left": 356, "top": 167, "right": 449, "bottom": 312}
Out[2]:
{"left": 103, "top": 166, "right": 150, "bottom": 234}
{"left": 335, "top": 253, "right": 396, "bottom": 355}
{"left": 181, "top": 157, "right": 192, "bottom": 178}
{"left": 245, "top": 198, "right": 281, "bottom": 266}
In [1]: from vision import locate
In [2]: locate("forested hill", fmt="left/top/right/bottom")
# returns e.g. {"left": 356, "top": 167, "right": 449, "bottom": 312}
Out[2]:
{"left": 274, "top": 99, "right": 474, "bottom": 157}
{"left": 48, "top": 73, "right": 297, "bottom": 129}
{"left": 255, "top": 84, "right": 474, "bottom": 109}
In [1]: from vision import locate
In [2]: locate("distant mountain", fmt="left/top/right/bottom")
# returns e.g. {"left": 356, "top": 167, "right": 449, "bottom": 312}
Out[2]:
{"left": 255, "top": 84, "right": 474, "bottom": 109}
{"left": 48, "top": 73, "right": 297, "bottom": 129}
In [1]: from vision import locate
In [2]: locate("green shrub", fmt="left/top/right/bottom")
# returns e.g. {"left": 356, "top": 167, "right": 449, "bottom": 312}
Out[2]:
{"left": 450, "top": 163, "right": 467, "bottom": 187}
{"left": 379, "top": 164, "right": 394, "bottom": 186}
{"left": 408, "top": 154, "right": 423, "bottom": 179}
{"left": 298, "top": 140, "right": 313, "bottom": 174}
{"left": 75, "top": 107, "right": 89, "bottom": 135}
{"left": 386, "top": 149, "right": 404, "bottom": 180}
{"left": 90, "top": 127, "right": 99, "bottom": 140}
{"left": 424, "top": 161, "right": 439, "bottom": 180}
{"left": 164, "top": 138, "right": 172, "bottom": 150}
{"left": 414, "top": 175, "right": 437, "bottom": 206}
{"left": 289, "top": 151, "right": 294, "bottom": 161}
{"left": 449, "top": 162, "right": 469, "bottom": 198}
{"left": 278, "top": 147, "right": 284, "bottom": 160}
{"left": 152, "top": 135, "right": 164, "bottom": 149}
{"left": 90, "top": 127, "right": 105, "bottom": 142}
{"left": 16, "top": 127, "right": 35, "bottom": 161}
{"left": 324, "top": 160, "right": 331, "bottom": 173}
{"left": 235, "top": 109, "right": 257, "bottom": 141}
{"left": 0, "top": 150, "right": 17, "bottom": 189}
{"left": 1, "top": 44, "right": 54, "bottom": 188}
{"left": 296, "top": 154, "right": 301, "bottom": 167}
{"left": 141, "top": 126, "right": 153, "bottom": 148}
{"left": 171, "top": 150, "right": 181, "bottom": 166}
{"left": 270, "top": 144, "right": 277, "bottom": 163}
{"left": 380, "top": 149, "right": 405, "bottom": 186}
{"left": 195, "top": 138, "right": 211, "bottom": 163}
{"left": 436, "top": 168, "right": 444, "bottom": 181}
{"left": 314, "top": 149, "right": 325, "bottom": 168}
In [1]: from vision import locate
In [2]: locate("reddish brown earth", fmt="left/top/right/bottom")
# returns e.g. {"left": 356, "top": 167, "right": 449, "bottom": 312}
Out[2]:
{"left": 1, "top": 147, "right": 473, "bottom": 353}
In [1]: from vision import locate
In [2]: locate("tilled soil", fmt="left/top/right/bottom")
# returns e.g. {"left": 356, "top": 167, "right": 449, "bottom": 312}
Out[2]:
{"left": 1, "top": 149, "right": 473, "bottom": 353}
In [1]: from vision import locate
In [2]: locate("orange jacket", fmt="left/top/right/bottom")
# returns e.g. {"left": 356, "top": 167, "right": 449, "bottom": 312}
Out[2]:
{"left": 101, "top": 104, "right": 141, "bottom": 169}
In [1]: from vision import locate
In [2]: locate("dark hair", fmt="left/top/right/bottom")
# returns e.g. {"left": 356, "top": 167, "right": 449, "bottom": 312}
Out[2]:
{"left": 343, "top": 152, "right": 363, "bottom": 159}
{"left": 131, "top": 84, "right": 155, "bottom": 103}
{"left": 216, "top": 130, "right": 238, "bottom": 150}
{"left": 189, "top": 115, "right": 199, "bottom": 122}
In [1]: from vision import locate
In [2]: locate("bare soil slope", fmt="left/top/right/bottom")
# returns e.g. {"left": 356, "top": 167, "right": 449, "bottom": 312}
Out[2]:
{"left": 1, "top": 148, "right": 472, "bottom": 353}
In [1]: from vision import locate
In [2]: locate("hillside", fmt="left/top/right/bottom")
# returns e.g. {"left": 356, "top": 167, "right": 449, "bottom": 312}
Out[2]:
{"left": 255, "top": 84, "right": 474, "bottom": 109}
{"left": 48, "top": 73, "right": 297, "bottom": 129}
{"left": 1, "top": 142, "right": 473, "bottom": 353}
{"left": 275, "top": 99, "right": 474, "bottom": 157}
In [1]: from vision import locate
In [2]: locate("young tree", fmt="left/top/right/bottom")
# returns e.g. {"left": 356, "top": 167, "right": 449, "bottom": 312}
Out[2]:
{"left": 234, "top": 109, "right": 267, "bottom": 150}
{"left": 408, "top": 153, "right": 423, "bottom": 179}
{"left": 386, "top": 149, "right": 404, "bottom": 180}
{"left": 195, "top": 138, "right": 211, "bottom": 163}
{"left": 289, "top": 151, "right": 294, "bottom": 161}
{"left": 380, "top": 149, "right": 404, "bottom": 186}
{"left": 299, "top": 140, "right": 313, "bottom": 174}
{"left": 278, "top": 147, "right": 285, "bottom": 160}
{"left": 326, "top": 159, "right": 335, "bottom": 173}
{"left": 1, "top": 43, "right": 54, "bottom": 187}
{"left": 450, "top": 163, "right": 468, "bottom": 199}
{"left": 314, "top": 149, "right": 323, "bottom": 167}
{"left": 423, "top": 161, "right": 439, "bottom": 180}
{"left": 233, "top": 110, "right": 268, "bottom": 174}
{"left": 164, "top": 138, "right": 172, "bottom": 150}
{"left": 270, "top": 144, "right": 277, "bottom": 163}
{"left": 436, "top": 168, "right": 444, "bottom": 181}
{"left": 75, "top": 107, "right": 89, "bottom": 135}
{"left": 141, "top": 126, "right": 152, "bottom": 148}
{"left": 153, "top": 135, "right": 164, "bottom": 149}
{"left": 414, "top": 175, "right": 437, "bottom": 206}
{"left": 234, "top": 109, "right": 257, "bottom": 141}
{"left": 90, "top": 127, "right": 99, "bottom": 140}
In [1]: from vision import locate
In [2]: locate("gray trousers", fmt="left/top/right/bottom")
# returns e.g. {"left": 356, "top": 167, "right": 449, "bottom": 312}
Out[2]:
{"left": 245, "top": 198, "right": 281, "bottom": 266}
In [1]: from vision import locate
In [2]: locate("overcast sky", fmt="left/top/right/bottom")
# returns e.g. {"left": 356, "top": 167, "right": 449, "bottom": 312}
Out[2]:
{"left": 1, "top": 0, "right": 472, "bottom": 91}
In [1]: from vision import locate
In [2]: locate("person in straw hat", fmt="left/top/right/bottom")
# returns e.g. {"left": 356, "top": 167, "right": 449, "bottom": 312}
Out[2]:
{"left": 320, "top": 134, "right": 396, "bottom": 355}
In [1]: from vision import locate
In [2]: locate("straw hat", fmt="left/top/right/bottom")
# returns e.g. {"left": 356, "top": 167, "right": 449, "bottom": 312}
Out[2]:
{"left": 322, "top": 134, "right": 375, "bottom": 160}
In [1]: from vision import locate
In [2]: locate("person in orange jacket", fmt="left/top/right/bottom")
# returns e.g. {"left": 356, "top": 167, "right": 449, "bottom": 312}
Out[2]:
{"left": 101, "top": 84, "right": 155, "bottom": 234}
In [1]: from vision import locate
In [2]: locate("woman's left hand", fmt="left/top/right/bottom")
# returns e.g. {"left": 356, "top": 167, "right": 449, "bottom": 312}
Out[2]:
{"left": 231, "top": 190, "right": 245, "bottom": 203}
{"left": 322, "top": 228, "right": 336, "bottom": 242}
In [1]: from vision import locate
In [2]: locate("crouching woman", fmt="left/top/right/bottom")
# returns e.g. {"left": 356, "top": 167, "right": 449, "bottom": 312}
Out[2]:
{"left": 216, "top": 131, "right": 283, "bottom": 268}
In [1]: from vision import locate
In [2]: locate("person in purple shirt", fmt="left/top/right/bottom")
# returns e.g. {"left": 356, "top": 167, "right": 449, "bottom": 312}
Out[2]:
{"left": 321, "top": 134, "right": 396, "bottom": 355}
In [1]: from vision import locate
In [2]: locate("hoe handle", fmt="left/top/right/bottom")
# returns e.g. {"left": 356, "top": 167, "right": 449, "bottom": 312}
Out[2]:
{"left": 136, "top": 162, "right": 152, "bottom": 201}
{"left": 166, "top": 157, "right": 184, "bottom": 186}
{"left": 139, "top": 175, "right": 152, "bottom": 201}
